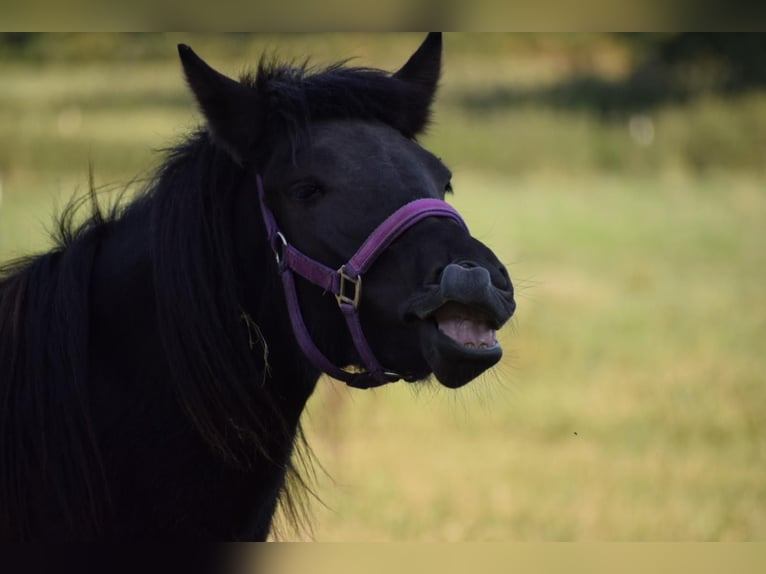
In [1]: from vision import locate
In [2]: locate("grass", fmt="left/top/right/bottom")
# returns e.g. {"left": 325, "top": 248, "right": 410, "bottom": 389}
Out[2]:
{"left": 1, "top": 34, "right": 764, "bottom": 540}
{"left": 301, "top": 172, "right": 766, "bottom": 540}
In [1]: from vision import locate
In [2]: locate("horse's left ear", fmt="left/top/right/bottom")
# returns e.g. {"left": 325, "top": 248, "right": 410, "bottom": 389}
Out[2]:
{"left": 393, "top": 32, "right": 442, "bottom": 135}
{"left": 178, "top": 44, "right": 260, "bottom": 164}
{"left": 394, "top": 32, "right": 442, "bottom": 93}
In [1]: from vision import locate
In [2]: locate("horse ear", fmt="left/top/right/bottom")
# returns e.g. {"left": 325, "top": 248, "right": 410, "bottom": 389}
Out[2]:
{"left": 394, "top": 32, "right": 442, "bottom": 92}
{"left": 393, "top": 32, "right": 442, "bottom": 136}
{"left": 178, "top": 44, "right": 260, "bottom": 164}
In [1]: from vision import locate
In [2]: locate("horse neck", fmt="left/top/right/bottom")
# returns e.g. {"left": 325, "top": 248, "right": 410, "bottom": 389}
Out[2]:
{"left": 92, "top": 147, "right": 319, "bottom": 465}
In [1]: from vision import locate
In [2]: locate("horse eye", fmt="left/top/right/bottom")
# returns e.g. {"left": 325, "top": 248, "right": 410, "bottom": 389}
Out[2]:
{"left": 288, "top": 182, "right": 323, "bottom": 201}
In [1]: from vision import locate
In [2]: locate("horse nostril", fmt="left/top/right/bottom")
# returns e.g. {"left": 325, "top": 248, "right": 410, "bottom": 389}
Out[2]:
{"left": 450, "top": 260, "right": 510, "bottom": 291}
{"left": 498, "top": 265, "right": 512, "bottom": 291}
{"left": 454, "top": 260, "right": 479, "bottom": 270}
{"left": 438, "top": 261, "right": 513, "bottom": 301}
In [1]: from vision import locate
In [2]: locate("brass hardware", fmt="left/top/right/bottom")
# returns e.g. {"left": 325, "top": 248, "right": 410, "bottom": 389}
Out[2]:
{"left": 336, "top": 265, "right": 362, "bottom": 309}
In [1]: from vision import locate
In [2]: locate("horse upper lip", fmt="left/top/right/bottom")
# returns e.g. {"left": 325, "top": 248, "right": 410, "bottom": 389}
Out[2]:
{"left": 406, "top": 262, "right": 515, "bottom": 330}
{"left": 405, "top": 285, "right": 514, "bottom": 331}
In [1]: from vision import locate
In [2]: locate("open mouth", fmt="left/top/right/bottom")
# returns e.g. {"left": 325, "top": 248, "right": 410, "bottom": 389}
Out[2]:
{"left": 402, "top": 262, "right": 515, "bottom": 388}
{"left": 433, "top": 301, "right": 499, "bottom": 351}
{"left": 416, "top": 300, "right": 505, "bottom": 389}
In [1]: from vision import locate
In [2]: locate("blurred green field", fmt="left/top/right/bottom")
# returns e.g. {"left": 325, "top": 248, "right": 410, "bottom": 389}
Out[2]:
{"left": 1, "top": 33, "right": 764, "bottom": 540}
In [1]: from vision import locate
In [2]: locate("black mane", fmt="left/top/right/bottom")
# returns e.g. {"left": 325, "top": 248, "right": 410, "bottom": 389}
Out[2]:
{"left": 0, "top": 184, "right": 114, "bottom": 536}
{"left": 0, "top": 126, "right": 311, "bottom": 539}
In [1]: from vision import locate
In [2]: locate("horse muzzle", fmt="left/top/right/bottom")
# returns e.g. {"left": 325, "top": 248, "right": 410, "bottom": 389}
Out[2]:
{"left": 408, "top": 261, "right": 516, "bottom": 388}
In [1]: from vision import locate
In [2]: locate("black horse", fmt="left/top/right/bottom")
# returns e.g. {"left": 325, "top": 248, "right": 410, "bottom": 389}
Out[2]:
{"left": 0, "top": 33, "right": 515, "bottom": 541}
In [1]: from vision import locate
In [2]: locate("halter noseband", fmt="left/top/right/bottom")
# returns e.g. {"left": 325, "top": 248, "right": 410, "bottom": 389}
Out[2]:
{"left": 256, "top": 174, "right": 468, "bottom": 388}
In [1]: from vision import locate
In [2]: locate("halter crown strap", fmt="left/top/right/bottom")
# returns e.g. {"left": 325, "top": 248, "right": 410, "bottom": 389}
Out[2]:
{"left": 256, "top": 174, "right": 468, "bottom": 388}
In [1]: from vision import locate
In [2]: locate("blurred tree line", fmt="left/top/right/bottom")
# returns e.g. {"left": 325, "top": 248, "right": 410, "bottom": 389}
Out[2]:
{"left": 2, "top": 34, "right": 764, "bottom": 85}
{"left": 621, "top": 33, "right": 766, "bottom": 101}
{"left": 646, "top": 34, "right": 766, "bottom": 90}
{"left": 3, "top": 33, "right": 765, "bottom": 87}
{"left": 3, "top": 33, "right": 765, "bottom": 115}
{"left": 446, "top": 34, "right": 766, "bottom": 117}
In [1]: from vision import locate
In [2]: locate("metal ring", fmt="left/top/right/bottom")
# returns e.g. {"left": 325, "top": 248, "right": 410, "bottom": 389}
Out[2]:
{"left": 273, "top": 231, "right": 288, "bottom": 264}
{"left": 383, "top": 371, "right": 409, "bottom": 382}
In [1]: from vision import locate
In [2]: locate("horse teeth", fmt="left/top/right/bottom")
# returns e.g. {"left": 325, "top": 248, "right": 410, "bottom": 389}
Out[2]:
{"left": 464, "top": 342, "right": 475, "bottom": 348}
{"left": 479, "top": 342, "right": 488, "bottom": 349}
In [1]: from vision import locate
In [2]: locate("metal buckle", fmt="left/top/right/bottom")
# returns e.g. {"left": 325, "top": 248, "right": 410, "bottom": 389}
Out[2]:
{"left": 336, "top": 265, "right": 362, "bottom": 309}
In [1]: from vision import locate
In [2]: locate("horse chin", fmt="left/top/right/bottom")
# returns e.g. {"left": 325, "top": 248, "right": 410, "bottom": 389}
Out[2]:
{"left": 418, "top": 319, "right": 503, "bottom": 388}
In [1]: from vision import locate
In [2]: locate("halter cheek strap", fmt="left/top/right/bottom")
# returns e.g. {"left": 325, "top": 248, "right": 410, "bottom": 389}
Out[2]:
{"left": 256, "top": 174, "right": 468, "bottom": 388}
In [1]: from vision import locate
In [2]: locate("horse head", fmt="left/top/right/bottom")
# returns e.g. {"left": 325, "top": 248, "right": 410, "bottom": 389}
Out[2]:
{"left": 178, "top": 33, "right": 516, "bottom": 390}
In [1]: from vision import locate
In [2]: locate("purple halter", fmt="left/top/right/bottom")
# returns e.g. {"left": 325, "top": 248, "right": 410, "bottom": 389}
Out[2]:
{"left": 256, "top": 174, "right": 468, "bottom": 388}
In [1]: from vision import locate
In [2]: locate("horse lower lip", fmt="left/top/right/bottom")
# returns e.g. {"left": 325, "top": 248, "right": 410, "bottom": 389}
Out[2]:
{"left": 419, "top": 322, "right": 504, "bottom": 388}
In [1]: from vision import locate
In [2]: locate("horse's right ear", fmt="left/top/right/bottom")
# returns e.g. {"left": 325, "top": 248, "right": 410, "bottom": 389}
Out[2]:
{"left": 178, "top": 44, "right": 260, "bottom": 164}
